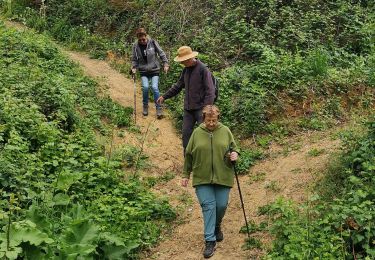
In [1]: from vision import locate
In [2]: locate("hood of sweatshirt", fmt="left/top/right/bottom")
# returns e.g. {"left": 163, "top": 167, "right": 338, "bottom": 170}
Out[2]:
{"left": 199, "top": 122, "right": 224, "bottom": 133}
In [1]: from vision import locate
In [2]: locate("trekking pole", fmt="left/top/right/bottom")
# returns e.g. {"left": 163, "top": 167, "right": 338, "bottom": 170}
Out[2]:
{"left": 131, "top": 72, "right": 137, "bottom": 124}
{"left": 230, "top": 147, "right": 251, "bottom": 240}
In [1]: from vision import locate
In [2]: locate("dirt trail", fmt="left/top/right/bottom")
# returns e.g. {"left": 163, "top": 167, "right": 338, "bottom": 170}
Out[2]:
{"left": 5, "top": 21, "right": 341, "bottom": 259}
{"left": 65, "top": 52, "right": 341, "bottom": 260}
{"left": 66, "top": 51, "right": 343, "bottom": 260}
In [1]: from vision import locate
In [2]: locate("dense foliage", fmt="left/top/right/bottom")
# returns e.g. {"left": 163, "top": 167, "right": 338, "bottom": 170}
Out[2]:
{"left": 1, "top": 1, "right": 375, "bottom": 258}
{"left": 259, "top": 118, "right": 375, "bottom": 259}
{"left": 4, "top": 0, "right": 374, "bottom": 136}
{"left": 0, "top": 23, "right": 174, "bottom": 259}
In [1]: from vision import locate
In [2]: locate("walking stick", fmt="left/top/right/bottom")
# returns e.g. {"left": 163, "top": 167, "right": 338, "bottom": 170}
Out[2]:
{"left": 230, "top": 147, "right": 251, "bottom": 240}
{"left": 131, "top": 72, "right": 137, "bottom": 124}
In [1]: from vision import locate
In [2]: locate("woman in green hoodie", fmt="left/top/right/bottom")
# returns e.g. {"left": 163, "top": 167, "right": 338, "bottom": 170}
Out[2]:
{"left": 182, "top": 105, "right": 239, "bottom": 258}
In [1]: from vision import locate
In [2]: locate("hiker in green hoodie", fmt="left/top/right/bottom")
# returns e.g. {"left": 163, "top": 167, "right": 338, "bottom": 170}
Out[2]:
{"left": 182, "top": 105, "right": 239, "bottom": 258}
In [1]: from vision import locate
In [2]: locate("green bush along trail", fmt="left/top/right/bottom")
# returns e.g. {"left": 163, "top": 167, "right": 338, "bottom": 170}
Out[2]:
{"left": 0, "top": 23, "right": 174, "bottom": 259}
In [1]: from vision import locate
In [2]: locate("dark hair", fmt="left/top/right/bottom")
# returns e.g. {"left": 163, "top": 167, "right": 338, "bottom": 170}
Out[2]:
{"left": 136, "top": 28, "right": 147, "bottom": 37}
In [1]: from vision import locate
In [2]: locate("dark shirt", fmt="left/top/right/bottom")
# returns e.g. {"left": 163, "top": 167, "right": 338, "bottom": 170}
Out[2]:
{"left": 139, "top": 44, "right": 147, "bottom": 62}
{"left": 162, "top": 60, "right": 215, "bottom": 110}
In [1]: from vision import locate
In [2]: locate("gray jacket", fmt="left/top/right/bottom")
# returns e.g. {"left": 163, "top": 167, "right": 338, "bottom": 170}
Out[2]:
{"left": 131, "top": 37, "right": 168, "bottom": 75}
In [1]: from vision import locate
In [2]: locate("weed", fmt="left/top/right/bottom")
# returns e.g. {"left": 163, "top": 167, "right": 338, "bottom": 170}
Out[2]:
{"left": 242, "top": 237, "right": 262, "bottom": 250}
{"left": 256, "top": 135, "right": 273, "bottom": 148}
{"left": 248, "top": 171, "right": 266, "bottom": 184}
{"left": 264, "top": 180, "right": 281, "bottom": 192}
{"left": 144, "top": 171, "right": 175, "bottom": 188}
{"left": 236, "top": 148, "right": 264, "bottom": 175}
{"left": 239, "top": 220, "right": 261, "bottom": 234}
{"left": 177, "top": 191, "right": 193, "bottom": 206}
{"left": 307, "top": 148, "right": 325, "bottom": 157}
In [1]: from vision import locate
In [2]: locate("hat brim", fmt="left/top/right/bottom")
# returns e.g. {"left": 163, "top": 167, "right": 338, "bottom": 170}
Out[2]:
{"left": 174, "top": 51, "right": 198, "bottom": 62}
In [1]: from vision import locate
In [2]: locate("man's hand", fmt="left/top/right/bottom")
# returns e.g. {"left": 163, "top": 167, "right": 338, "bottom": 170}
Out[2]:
{"left": 181, "top": 178, "right": 189, "bottom": 187}
{"left": 163, "top": 64, "right": 169, "bottom": 73}
{"left": 156, "top": 96, "right": 165, "bottom": 105}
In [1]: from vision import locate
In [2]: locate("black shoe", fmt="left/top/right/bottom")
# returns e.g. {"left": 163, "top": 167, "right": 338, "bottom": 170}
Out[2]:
{"left": 156, "top": 107, "right": 163, "bottom": 119}
{"left": 142, "top": 105, "right": 148, "bottom": 116}
{"left": 203, "top": 241, "right": 216, "bottom": 258}
{"left": 215, "top": 226, "right": 223, "bottom": 242}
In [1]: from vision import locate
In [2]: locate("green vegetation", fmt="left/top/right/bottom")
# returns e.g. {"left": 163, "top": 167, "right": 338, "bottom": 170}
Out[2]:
{"left": 0, "top": 23, "right": 174, "bottom": 259}
{"left": 259, "top": 118, "right": 375, "bottom": 259}
{"left": 3, "top": 0, "right": 374, "bottom": 137}
{"left": 1, "top": 0, "right": 375, "bottom": 258}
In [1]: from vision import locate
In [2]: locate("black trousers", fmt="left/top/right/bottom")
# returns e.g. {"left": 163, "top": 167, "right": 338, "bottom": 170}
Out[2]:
{"left": 182, "top": 109, "right": 203, "bottom": 151}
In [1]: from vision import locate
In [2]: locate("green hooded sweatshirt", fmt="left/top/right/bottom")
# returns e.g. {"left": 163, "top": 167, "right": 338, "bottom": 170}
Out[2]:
{"left": 183, "top": 122, "right": 237, "bottom": 187}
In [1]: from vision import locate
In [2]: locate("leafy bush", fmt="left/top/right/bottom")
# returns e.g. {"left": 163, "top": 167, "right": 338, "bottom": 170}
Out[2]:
{"left": 0, "top": 24, "right": 174, "bottom": 259}
{"left": 7, "top": 0, "right": 375, "bottom": 137}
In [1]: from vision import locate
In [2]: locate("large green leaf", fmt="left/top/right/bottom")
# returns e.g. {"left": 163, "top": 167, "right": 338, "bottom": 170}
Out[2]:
{"left": 0, "top": 220, "right": 53, "bottom": 247}
{"left": 0, "top": 241, "right": 22, "bottom": 260}
{"left": 56, "top": 170, "right": 83, "bottom": 191}
{"left": 57, "top": 218, "right": 99, "bottom": 258}
{"left": 101, "top": 244, "right": 132, "bottom": 260}
{"left": 52, "top": 193, "right": 70, "bottom": 206}
{"left": 63, "top": 219, "right": 98, "bottom": 245}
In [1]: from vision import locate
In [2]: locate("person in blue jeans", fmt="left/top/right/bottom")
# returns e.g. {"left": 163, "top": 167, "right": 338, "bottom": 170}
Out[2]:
{"left": 182, "top": 105, "right": 239, "bottom": 258}
{"left": 131, "top": 28, "right": 169, "bottom": 118}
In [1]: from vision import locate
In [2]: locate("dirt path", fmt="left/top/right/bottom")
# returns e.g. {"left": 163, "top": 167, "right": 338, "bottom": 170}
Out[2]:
{"left": 4, "top": 21, "right": 341, "bottom": 259}
{"left": 65, "top": 53, "right": 341, "bottom": 260}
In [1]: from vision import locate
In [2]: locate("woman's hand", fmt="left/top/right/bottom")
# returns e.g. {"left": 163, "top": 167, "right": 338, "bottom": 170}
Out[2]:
{"left": 181, "top": 178, "right": 189, "bottom": 187}
{"left": 163, "top": 64, "right": 169, "bottom": 73}
{"left": 230, "top": 151, "right": 238, "bottom": 161}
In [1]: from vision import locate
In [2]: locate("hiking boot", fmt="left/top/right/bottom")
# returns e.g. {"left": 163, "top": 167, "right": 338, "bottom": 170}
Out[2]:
{"left": 203, "top": 241, "right": 216, "bottom": 258}
{"left": 142, "top": 105, "right": 148, "bottom": 116}
{"left": 215, "top": 225, "right": 223, "bottom": 242}
{"left": 156, "top": 107, "right": 163, "bottom": 119}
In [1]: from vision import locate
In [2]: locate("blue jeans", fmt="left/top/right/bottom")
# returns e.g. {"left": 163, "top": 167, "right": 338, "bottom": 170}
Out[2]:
{"left": 195, "top": 184, "right": 231, "bottom": 242}
{"left": 141, "top": 75, "right": 160, "bottom": 108}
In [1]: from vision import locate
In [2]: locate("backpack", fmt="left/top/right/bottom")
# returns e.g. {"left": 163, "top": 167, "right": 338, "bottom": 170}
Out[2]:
{"left": 200, "top": 64, "right": 219, "bottom": 102}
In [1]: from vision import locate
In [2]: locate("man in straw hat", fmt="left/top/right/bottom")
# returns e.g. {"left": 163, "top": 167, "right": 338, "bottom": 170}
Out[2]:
{"left": 157, "top": 46, "right": 215, "bottom": 152}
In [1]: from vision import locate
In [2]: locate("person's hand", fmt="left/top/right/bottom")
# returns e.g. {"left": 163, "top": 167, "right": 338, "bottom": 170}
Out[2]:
{"left": 181, "top": 178, "right": 189, "bottom": 187}
{"left": 230, "top": 151, "right": 238, "bottom": 161}
{"left": 163, "top": 64, "right": 169, "bottom": 73}
{"left": 131, "top": 68, "right": 136, "bottom": 74}
{"left": 156, "top": 96, "right": 164, "bottom": 105}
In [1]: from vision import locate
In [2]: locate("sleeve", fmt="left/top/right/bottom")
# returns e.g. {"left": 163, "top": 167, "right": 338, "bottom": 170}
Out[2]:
{"left": 183, "top": 131, "right": 195, "bottom": 178}
{"left": 162, "top": 69, "right": 185, "bottom": 100}
{"left": 224, "top": 127, "right": 238, "bottom": 165}
{"left": 226, "top": 126, "right": 237, "bottom": 152}
{"left": 228, "top": 129, "right": 237, "bottom": 152}
{"left": 131, "top": 43, "right": 139, "bottom": 69}
{"left": 153, "top": 40, "right": 169, "bottom": 65}
{"left": 202, "top": 68, "right": 215, "bottom": 105}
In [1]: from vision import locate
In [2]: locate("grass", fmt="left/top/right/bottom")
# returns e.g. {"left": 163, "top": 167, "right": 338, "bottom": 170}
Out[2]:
{"left": 248, "top": 171, "right": 267, "bottom": 184}
{"left": 307, "top": 148, "right": 325, "bottom": 157}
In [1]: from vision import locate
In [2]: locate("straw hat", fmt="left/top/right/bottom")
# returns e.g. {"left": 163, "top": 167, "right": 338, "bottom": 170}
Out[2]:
{"left": 174, "top": 46, "right": 198, "bottom": 62}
